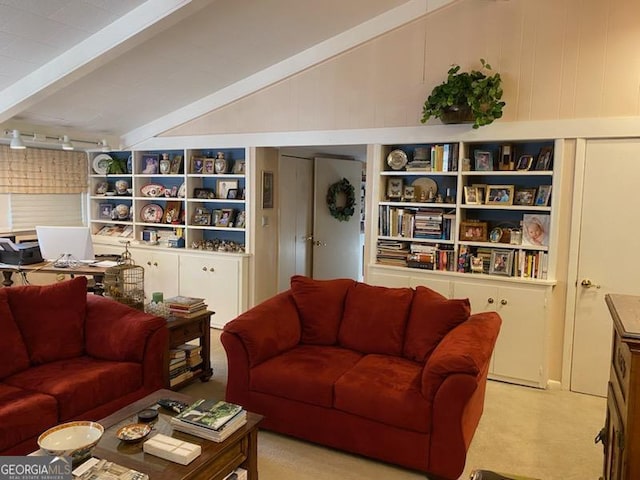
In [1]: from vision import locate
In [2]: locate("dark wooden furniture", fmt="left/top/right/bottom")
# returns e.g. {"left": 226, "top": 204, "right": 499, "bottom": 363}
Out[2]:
{"left": 0, "top": 261, "right": 109, "bottom": 293}
{"left": 602, "top": 294, "right": 640, "bottom": 480}
{"left": 94, "top": 389, "right": 263, "bottom": 480}
{"left": 167, "top": 311, "right": 214, "bottom": 389}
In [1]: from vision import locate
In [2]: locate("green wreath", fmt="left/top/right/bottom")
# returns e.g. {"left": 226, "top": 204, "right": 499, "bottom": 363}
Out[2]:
{"left": 326, "top": 178, "right": 356, "bottom": 222}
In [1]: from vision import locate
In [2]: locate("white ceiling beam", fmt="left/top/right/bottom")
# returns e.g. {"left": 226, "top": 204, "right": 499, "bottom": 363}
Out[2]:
{"left": 123, "top": 0, "right": 458, "bottom": 148}
{"left": 0, "top": 0, "right": 215, "bottom": 126}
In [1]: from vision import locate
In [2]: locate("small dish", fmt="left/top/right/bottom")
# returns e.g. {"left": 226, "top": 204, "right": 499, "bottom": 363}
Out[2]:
{"left": 387, "top": 149, "right": 408, "bottom": 170}
{"left": 93, "top": 154, "right": 112, "bottom": 175}
{"left": 140, "top": 204, "right": 163, "bottom": 223}
{"left": 116, "top": 423, "right": 151, "bottom": 443}
{"left": 141, "top": 183, "right": 165, "bottom": 197}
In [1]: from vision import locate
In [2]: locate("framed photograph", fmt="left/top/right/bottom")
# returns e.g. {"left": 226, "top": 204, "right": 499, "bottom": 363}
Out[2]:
{"left": 474, "top": 150, "right": 493, "bottom": 171}
{"left": 233, "top": 160, "right": 246, "bottom": 174}
{"left": 489, "top": 227, "right": 503, "bottom": 243}
{"left": 386, "top": 178, "right": 404, "bottom": 200}
{"left": 141, "top": 154, "right": 159, "bottom": 174}
{"left": 217, "top": 179, "right": 238, "bottom": 200}
{"left": 514, "top": 187, "right": 537, "bottom": 206}
{"left": 464, "top": 186, "right": 480, "bottom": 204}
{"left": 262, "top": 171, "right": 274, "bottom": 208}
{"left": 226, "top": 188, "right": 238, "bottom": 200}
{"left": 99, "top": 203, "right": 113, "bottom": 220}
{"left": 522, "top": 214, "right": 550, "bottom": 246}
{"left": 534, "top": 185, "right": 552, "bottom": 206}
{"left": 472, "top": 183, "right": 487, "bottom": 204}
{"left": 191, "top": 157, "right": 204, "bottom": 174}
{"left": 192, "top": 213, "right": 211, "bottom": 226}
{"left": 162, "top": 201, "right": 182, "bottom": 224}
{"left": 535, "top": 146, "right": 553, "bottom": 171}
{"left": 203, "top": 159, "right": 215, "bottom": 174}
{"left": 499, "top": 144, "right": 515, "bottom": 170}
{"left": 235, "top": 210, "right": 246, "bottom": 229}
{"left": 470, "top": 256, "right": 484, "bottom": 273}
{"left": 459, "top": 221, "right": 488, "bottom": 242}
{"left": 194, "top": 207, "right": 210, "bottom": 216}
{"left": 212, "top": 209, "right": 222, "bottom": 225}
{"left": 170, "top": 155, "right": 183, "bottom": 174}
{"left": 515, "top": 155, "right": 534, "bottom": 171}
{"left": 216, "top": 208, "right": 235, "bottom": 227}
{"left": 489, "top": 249, "right": 514, "bottom": 276}
{"left": 485, "top": 185, "right": 515, "bottom": 205}
{"left": 403, "top": 186, "right": 415, "bottom": 202}
{"left": 194, "top": 187, "right": 215, "bottom": 199}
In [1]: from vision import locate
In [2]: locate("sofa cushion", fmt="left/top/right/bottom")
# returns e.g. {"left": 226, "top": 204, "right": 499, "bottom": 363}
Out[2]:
{"left": 290, "top": 275, "right": 355, "bottom": 345}
{"left": 3, "top": 356, "right": 142, "bottom": 421}
{"left": 404, "top": 288, "right": 471, "bottom": 362}
{"left": 0, "top": 383, "right": 58, "bottom": 452}
{"left": 338, "top": 282, "right": 413, "bottom": 355}
{"left": 250, "top": 345, "right": 363, "bottom": 408}
{"left": 0, "top": 290, "right": 30, "bottom": 379}
{"left": 7, "top": 277, "right": 87, "bottom": 365}
{"left": 334, "top": 354, "right": 430, "bottom": 433}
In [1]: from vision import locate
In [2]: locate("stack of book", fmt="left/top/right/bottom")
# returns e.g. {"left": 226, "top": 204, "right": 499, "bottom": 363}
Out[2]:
{"left": 176, "top": 343, "right": 203, "bottom": 371}
{"left": 169, "top": 348, "right": 192, "bottom": 387}
{"left": 164, "top": 295, "right": 207, "bottom": 318}
{"left": 170, "top": 399, "right": 247, "bottom": 443}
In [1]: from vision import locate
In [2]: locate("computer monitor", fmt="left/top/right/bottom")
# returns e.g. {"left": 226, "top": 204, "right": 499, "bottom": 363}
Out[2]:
{"left": 35, "top": 226, "right": 95, "bottom": 264}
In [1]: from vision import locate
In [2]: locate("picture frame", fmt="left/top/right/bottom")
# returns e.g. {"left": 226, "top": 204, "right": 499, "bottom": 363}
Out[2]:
{"left": 217, "top": 179, "right": 238, "bottom": 200}
{"left": 534, "top": 146, "right": 553, "bottom": 171}
{"left": 485, "top": 185, "right": 515, "bottom": 205}
{"left": 162, "top": 201, "right": 182, "bottom": 224}
{"left": 141, "top": 154, "right": 159, "bottom": 174}
{"left": 95, "top": 181, "right": 109, "bottom": 195}
{"left": 191, "top": 157, "right": 204, "bottom": 174}
{"left": 233, "top": 160, "right": 246, "bottom": 174}
{"left": 470, "top": 256, "right": 484, "bottom": 273}
{"left": 489, "top": 227, "right": 503, "bottom": 243}
{"left": 472, "top": 184, "right": 487, "bottom": 204}
{"left": 99, "top": 203, "right": 113, "bottom": 220}
{"left": 235, "top": 210, "right": 246, "bottom": 229}
{"left": 499, "top": 144, "right": 515, "bottom": 171}
{"left": 216, "top": 208, "right": 235, "bottom": 227}
{"left": 212, "top": 209, "right": 222, "bottom": 225}
{"left": 194, "top": 207, "right": 210, "bottom": 216}
{"left": 403, "top": 186, "right": 415, "bottom": 202}
{"left": 193, "top": 187, "right": 215, "bottom": 199}
{"left": 262, "top": 171, "right": 274, "bottom": 208}
{"left": 464, "top": 186, "right": 480, "bottom": 204}
{"left": 522, "top": 214, "right": 550, "bottom": 246}
{"left": 515, "top": 155, "right": 534, "bottom": 171}
{"left": 514, "top": 187, "right": 537, "bottom": 206}
{"left": 387, "top": 178, "right": 404, "bottom": 200}
{"left": 169, "top": 155, "right": 183, "bottom": 174}
{"left": 226, "top": 188, "right": 238, "bottom": 200}
{"left": 192, "top": 213, "right": 211, "bottom": 226}
{"left": 203, "top": 159, "right": 215, "bottom": 174}
{"left": 474, "top": 150, "right": 493, "bottom": 171}
{"left": 459, "top": 221, "right": 488, "bottom": 242}
{"left": 489, "top": 249, "right": 514, "bottom": 276}
{"left": 534, "top": 185, "right": 552, "bottom": 206}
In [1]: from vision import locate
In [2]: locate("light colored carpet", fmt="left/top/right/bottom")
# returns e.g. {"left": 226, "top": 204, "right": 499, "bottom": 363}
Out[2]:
{"left": 181, "top": 330, "right": 606, "bottom": 480}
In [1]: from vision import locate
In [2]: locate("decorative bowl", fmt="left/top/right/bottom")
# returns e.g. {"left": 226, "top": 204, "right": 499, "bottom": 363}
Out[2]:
{"left": 38, "top": 421, "right": 104, "bottom": 464}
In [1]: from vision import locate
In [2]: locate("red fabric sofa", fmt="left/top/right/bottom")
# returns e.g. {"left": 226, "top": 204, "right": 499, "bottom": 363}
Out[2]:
{"left": 0, "top": 277, "right": 168, "bottom": 455}
{"left": 222, "top": 276, "right": 501, "bottom": 480}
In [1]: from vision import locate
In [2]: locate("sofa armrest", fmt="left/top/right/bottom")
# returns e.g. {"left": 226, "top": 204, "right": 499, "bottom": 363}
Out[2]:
{"left": 422, "top": 312, "right": 501, "bottom": 401}
{"left": 222, "top": 290, "right": 301, "bottom": 367}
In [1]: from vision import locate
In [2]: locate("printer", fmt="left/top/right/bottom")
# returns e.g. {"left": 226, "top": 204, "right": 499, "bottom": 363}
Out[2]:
{"left": 0, "top": 239, "right": 43, "bottom": 265}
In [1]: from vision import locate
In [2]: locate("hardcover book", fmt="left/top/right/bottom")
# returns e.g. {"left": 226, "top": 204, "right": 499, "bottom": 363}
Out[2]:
{"left": 173, "top": 399, "right": 244, "bottom": 431}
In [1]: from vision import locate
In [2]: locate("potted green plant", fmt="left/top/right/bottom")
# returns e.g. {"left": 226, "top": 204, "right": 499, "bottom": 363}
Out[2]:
{"left": 421, "top": 59, "right": 505, "bottom": 129}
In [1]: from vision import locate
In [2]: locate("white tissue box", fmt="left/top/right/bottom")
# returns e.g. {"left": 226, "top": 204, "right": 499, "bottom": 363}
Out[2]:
{"left": 143, "top": 433, "right": 201, "bottom": 465}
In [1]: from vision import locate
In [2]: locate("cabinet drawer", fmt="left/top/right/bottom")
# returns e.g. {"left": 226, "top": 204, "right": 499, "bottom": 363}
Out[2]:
{"left": 612, "top": 331, "right": 631, "bottom": 405}
{"left": 169, "top": 320, "right": 205, "bottom": 346}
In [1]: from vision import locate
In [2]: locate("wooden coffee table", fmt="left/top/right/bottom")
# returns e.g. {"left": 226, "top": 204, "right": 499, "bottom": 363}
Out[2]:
{"left": 92, "top": 389, "right": 263, "bottom": 480}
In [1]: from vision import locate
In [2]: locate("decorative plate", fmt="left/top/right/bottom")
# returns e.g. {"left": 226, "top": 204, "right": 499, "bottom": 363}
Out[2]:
{"left": 411, "top": 177, "right": 438, "bottom": 201}
{"left": 387, "top": 149, "right": 408, "bottom": 170}
{"left": 177, "top": 182, "right": 186, "bottom": 198}
{"left": 140, "top": 204, "right": 163, "bottom": 223}
{"left": 141, "top": 183, "right": 165, "bottom": 197}
{"left": 93, "top": 154, "right": 112, "bottom": 175}
{"left": 116, "top": 423, "right": 152, "bottom": 443}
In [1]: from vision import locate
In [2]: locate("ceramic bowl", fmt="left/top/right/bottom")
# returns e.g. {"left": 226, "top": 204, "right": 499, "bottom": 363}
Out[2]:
{"left": 38, "top": 421, "right": 104, "bottom": 464}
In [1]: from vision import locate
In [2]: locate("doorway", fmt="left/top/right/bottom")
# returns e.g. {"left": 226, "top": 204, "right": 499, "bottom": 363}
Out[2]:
{"left": 569, "top": 138, "right": 640, "bottom": 396}
{"left": 277, "top": 146, "right": 365, "bottom": 291}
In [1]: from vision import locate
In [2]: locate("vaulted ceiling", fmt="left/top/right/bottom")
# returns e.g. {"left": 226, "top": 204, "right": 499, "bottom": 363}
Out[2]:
{"left": 0, "top": 0, "right": 455, "bottom": 150}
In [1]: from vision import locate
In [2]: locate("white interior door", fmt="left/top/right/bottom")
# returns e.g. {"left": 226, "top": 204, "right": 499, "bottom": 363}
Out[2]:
{"left": 571, "top": 138, "right": 640, "bottom": 396}
{"left": 312, "top": 157, "right": 362, "bottom": 280}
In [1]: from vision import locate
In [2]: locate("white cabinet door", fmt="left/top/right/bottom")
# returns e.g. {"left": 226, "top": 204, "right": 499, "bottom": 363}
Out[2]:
{"left": 129, "top": 248, "right": 179, "bottom": 302}
{"left": 453, "top": 280, "right": 547, "bottom": 387}
{"left": 179, "top": 254, "right": 248, "bottom": 328}
{"left": 409, "top": 276, "right": 452, "bottom": 298}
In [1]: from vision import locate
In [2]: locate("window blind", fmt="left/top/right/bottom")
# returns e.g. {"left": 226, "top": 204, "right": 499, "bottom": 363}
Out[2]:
{"left": 10, "top": 194, "right": 86, "bottom": 230}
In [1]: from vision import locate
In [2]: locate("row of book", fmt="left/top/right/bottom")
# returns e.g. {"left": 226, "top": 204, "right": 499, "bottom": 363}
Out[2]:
{"left": 169, "top": 343, "right": 203, "bottom": 387}
{"left": 378, "top": 206, "right": 455, "bottom": 240}
{"left": 171, "top": 399, "right": 247, "bottom": 443}
{"left": 404, "top": 144, "right": 459, "bottom": 172}
{"left": 407, "top": 243, "right": 456, "bottom": 271}
{"left": 165, "top": 295, "right": 208, "bottom": 318}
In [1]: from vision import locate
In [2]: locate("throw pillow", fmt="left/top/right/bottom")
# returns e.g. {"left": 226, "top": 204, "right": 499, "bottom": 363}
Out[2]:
{"left": 338, "top": 282, "right": 413, "bottom": 355}
{"left": 7, "top": 277, "right": 87, "bottom": 365}
{"left": 0, "top": 289, "right": 30, "bottom": 378}
{"left": 290, "top": 275, "right": 355, "bottom": 345}
{"left": 403, "top": 287, "right": 471, "bottom": 362}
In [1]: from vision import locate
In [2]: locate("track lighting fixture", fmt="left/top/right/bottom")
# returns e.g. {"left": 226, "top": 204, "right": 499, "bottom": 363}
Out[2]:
{"left": 61, "top": 135, "right": 74, "bottom": 150}
{"left": 10, "top": 130, "right": 26, "bottom": 149}
{"left": 4, "top": 130, "right": 108, "bottom": 151}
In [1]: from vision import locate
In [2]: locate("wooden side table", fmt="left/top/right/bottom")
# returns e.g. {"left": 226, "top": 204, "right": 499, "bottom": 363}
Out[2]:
{"left": 166, "top": 310, "right": 214, "bottom": 390}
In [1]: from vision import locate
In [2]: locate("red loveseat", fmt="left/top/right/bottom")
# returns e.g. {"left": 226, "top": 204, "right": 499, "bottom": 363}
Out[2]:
{"left": 222, "top": 276, "right": 501, "bottom": 480}
{"left": 0, "top": 277, "right": 168, "bottom": 455}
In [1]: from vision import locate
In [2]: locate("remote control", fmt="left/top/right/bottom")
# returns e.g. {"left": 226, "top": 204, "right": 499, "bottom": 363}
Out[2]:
{"left": 157, "top": 399, "right": 189, "bottom": 413}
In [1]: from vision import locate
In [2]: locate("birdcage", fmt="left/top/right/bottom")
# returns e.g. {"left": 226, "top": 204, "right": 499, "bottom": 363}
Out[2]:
{"left": 103, "top": 244, "right": 145, "bottom": 310}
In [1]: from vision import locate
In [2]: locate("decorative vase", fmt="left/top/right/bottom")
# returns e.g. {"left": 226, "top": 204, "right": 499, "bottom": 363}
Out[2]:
{"left": 440, "top": 105, "right": 474, "bottom": 125}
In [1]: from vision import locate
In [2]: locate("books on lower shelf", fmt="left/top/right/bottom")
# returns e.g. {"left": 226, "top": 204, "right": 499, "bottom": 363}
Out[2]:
{"left": 170, "top": 399, "right": 247, "bottom": 442}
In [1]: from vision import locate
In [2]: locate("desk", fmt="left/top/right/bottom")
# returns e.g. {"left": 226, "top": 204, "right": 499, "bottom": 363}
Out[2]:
{"left": 0, "top": 261, "right": 110, "bottom": 293}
